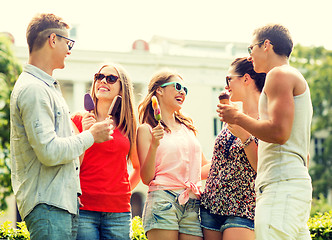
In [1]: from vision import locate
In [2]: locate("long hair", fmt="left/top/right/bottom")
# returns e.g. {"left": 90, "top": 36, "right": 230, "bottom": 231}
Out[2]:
{"left": 231, "top": 57, "right": 266, "bottom": 93}
{"left": 90, "top": 63, "right": 137, "bottom": 154}
{"left": 138, "top": 69, "right": 197, "bottom": 134}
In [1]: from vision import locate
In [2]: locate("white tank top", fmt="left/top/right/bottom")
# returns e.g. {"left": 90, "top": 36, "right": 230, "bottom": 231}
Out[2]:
{"left": 256, "top": 84, "right": 313, "bottom": 191}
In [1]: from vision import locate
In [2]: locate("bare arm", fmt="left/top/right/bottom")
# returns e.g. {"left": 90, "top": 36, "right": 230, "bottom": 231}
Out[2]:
{"left": 128, "top": 144, "right": 141, "bottom": 190}
{"left": 218, "top": 69, "right": 296, "bottom": 144}
{"left": 136, "top": 124, "right": 164, "bottom": 185}
{"left": 228, "top": 124, "right": 258, "bottom": 171}
{"left": 201, "top": 154, "right": 211, "bottom": 180}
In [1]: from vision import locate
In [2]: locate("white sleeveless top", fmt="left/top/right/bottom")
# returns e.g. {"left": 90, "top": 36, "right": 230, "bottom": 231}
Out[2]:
{"left": 256, "top": 84, "right": 313, "bottom": 191}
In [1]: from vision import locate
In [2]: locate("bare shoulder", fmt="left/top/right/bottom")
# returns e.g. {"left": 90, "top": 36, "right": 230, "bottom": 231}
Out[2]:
{"left": 265, "top": 65, "right": 306, "bottom": 96}
{"left": 268, "top": 65, "right": 300, "bottom": 79}
{"left": 137, "top": 123, "right": 152, "bottom": 136}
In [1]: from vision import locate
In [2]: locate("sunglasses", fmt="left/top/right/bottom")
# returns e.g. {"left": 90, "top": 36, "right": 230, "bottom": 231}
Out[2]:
{"left": 55, "top": 34, "right": 75, "bottom": 50}
{"left": 94, "top": 73, "right": 119, "bottom": 84}
{"left": 226, "top": 75, "right": 243, "bottom": 87}
{"left": 247, "top": 40, "right": 264, "bottom": 55}
{"left": 160, "top": 82, "right": 188, "bottom": 95}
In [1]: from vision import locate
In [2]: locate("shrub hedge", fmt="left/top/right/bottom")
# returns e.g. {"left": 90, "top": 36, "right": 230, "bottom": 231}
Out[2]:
{"left": 0, "top": 212, "right": 331, "bottom": 239}
{"left": 307, "top": 211, "right": 332, "bottom": 240}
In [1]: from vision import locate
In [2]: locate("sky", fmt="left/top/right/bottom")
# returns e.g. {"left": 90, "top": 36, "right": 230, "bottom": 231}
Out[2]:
{"left": 1, "top": 0, "right": 332, "bottom": 52}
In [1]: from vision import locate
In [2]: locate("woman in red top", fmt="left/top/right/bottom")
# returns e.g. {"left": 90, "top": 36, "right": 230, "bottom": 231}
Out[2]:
{"left": 71, "top": 63, "right": 140, "bottom": 240}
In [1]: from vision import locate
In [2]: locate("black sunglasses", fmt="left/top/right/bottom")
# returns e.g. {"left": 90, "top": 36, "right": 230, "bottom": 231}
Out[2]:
{"left": 248, "top": 40, "right": 273, "bottom": 55}
{"left": 48, "top": 34, "right": 75, "bottom": 50}
{"left": 226, "top": 75, "right": 243, "bottom": 87}
{"left": 94, "top": 73, "right": 119, "bottom": 84}
{"left": 160, "top": 82, "right": 188, "bottom": 95}
{"left": 248, "top": 40, "right": 264, "bottom": 55}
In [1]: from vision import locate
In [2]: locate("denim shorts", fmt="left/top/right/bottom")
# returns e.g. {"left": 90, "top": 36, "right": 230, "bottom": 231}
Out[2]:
{"left": 25, "top": 203, "right": 79, "bottom": 240}
{"left": 76, "top": 210, "right": 131, "bottom": 240}
{"left": 200, "top": 206, "right": 254, "bottom": 232}
{"left": 142, "top": 190, "right": 203, "bottom": 237}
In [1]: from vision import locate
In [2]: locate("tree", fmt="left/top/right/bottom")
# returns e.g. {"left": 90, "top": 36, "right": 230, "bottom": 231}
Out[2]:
{"left": 291, "top": 44, "right": 332, "bottom": 198}
{"left": 0, "top": 34, "right": 22, "bottom": 210}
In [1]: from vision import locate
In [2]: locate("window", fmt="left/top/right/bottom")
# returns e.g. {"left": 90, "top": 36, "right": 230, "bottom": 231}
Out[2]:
{"left": 213, "top": 117, "right": 224, "bottom": 136}
{"left": 314, "top": 137, "right": 325, "bottom": 156}
{"left": 212, "top": 87, "right": 226, "bottom": 136}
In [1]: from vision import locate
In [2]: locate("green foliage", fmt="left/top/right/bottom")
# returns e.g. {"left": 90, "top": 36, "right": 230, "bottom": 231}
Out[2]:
{"left": 291, "top": 44, "right": 332, "bottom": 198}
{"left": 0, "top": 34, "right": 22, "bottom": 210}
{"left": 0, "top": 214, "right": 331, "bottom": 239}
{"left": 0, "top": 145, "right": 11, "bottom": 212}
{"left": 0, "top": 215, "right": 146, "bottom": 240}
{"left": 131, "top": 216, "right": 147, "bottom": 240}
{"left": 311, "top": 194, "right": 332, "bottom": 217}
{"left": 0, "top": 213, "right": 29, "bottom": 240}
{"left": 0, "top": 35, "right": 22, "bottom": 148}
{"left": 308, "top": 211, "right": 332, "bottom": 240}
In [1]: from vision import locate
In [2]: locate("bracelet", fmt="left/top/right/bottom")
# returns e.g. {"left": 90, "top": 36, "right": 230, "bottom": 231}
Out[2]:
{"left": 242, "top": 135, "right": 254, "bottom": 148}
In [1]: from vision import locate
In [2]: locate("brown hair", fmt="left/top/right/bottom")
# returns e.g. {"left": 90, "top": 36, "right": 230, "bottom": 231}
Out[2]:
{"left": 138, "top": 69, "right": 197, "bottom": 134}
{"left": 253, "top": 24, "right": 293, "bottom": 58}
{"left": 231, "top": 57, "right": 266, "bottom": 93}
{"left": 90, "top": 63, "right": 137, "bottom": 154}
{"left": 26, "top": 13, "right": 69, "bottom": 53}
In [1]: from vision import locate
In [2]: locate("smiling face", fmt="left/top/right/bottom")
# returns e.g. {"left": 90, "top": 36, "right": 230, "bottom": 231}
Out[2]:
{"left": 225, "top": 66, "right": 245, "bottom": 102}
{"left": 248, "top": 36, "right": 268, "bottom": 73}
{"left": 159, "top": 75, "right": 186, "bottom": 112}
{"left": 50, "top": 31, "right": 72, "bottom": 70}
{"left": 94, "top": 66, "right": 121, "bottom": 102}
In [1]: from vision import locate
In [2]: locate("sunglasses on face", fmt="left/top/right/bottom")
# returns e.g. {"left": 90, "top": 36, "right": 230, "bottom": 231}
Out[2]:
{"left": 247, "top": 40, "right": 264, "bottom": 55}
{"left": 226, "top": 75, "right": 243, "bottom": 87}
{"left": 160, "top": 82, "right": 188, "bottom": 95}
{"left": 94, "top": 73, "right": 119, "bottom": 84}
{"left": 48, "top": 33, "right": 75, "bottom": 50}
{"left": 55, "top": 34, "right": 75, "bottom": 50}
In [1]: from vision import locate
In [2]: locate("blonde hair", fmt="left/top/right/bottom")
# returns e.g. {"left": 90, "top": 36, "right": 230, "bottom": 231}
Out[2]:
{"left": 90, "top": 63, "right": 137, "bottom": 153}
{"left": 138, "top": 69, "right": 197, "bottom": 134}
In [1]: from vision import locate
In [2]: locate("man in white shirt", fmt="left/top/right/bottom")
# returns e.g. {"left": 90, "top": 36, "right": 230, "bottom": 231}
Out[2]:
{"left": 10, "top": 13, "right": 113, "bottom": 239}
{"left": 217, "top": 24, "right": 312, "bottom": 240}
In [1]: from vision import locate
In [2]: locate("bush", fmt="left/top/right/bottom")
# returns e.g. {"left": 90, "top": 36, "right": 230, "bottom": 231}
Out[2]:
{"left": 0, "top": 34, "right": 22, "bottom": 211}
{"left": 310, "top": 194, "right": 332, "bottom": 217}
{"left": 1, "top": 214, "right": 330, "bottom": 239}
{"left": 131, "top": 216, "right": 147, "bottom": 240}
{"left": 0, "top": 215, "right": 147, "bottom": 240}
{"left": 308, "top": 210, "right": 332, "bottom": 240}
{"left": 0, "top": 220, "right": 29, "bottom": 240}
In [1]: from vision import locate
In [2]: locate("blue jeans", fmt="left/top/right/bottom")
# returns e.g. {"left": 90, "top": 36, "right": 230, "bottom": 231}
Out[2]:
{"left": 200, "top": 206, "right": 254, "bottom": 232}
{"left": 143, "top": 190, "right": 203, "bottom": 237}
{"left": 25, "top": 203, "right": 79, "bottom": 240}
{"left": 76, "top": 210, "right": 131, "bottom": 240}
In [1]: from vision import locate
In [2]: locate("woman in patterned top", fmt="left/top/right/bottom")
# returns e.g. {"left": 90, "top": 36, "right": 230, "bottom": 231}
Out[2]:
{"left": 200, "top": 57, "right": 266, "bottom": 240}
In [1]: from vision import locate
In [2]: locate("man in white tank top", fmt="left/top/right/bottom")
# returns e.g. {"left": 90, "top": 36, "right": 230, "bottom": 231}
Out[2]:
{"left": 217, "top": 24, "right": 312, "bottom": 240}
